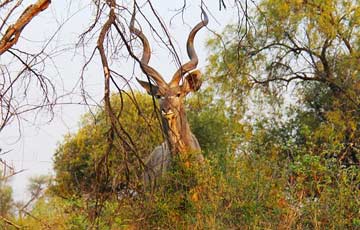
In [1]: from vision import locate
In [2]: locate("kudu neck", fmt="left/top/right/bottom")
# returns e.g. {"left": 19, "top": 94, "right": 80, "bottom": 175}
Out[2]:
{"left": 162, "top": 105, "right": 199, "bottom": 155}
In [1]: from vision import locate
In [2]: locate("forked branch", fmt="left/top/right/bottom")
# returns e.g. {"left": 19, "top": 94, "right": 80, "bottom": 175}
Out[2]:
{"left": 0, "top": 0, "right": 51, "bottom": 55}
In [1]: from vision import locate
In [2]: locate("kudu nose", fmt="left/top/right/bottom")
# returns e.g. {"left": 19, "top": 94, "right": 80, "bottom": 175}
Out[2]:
{"left": 161, "top": 108, "right": 175, "bottom": 120}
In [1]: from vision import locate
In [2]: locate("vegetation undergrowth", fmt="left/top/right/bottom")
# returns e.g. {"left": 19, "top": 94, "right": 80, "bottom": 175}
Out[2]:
{"left": 6, "top": 149, "right": 358, "bottom": 229}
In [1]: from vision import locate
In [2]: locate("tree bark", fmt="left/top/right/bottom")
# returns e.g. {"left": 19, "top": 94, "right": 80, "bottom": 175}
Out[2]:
{"left": 0, "top": 0, "right": 51, "bottom": 55}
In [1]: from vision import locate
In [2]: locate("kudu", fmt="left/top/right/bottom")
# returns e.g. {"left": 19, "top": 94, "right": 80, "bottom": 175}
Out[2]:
{"left": 130, "top": 10, "right": 208, "bottom": 188}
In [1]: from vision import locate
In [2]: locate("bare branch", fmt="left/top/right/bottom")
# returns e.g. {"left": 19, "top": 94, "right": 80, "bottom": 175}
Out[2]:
{"left": 0, "top": 0, "right": 51, "bottom": 55}
{"left": 0, "top": 215, "right": 21, "bottom": 229}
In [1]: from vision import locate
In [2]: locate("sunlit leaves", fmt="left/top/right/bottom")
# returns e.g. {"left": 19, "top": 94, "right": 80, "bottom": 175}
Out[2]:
{"left": 53, "top": 93, "right": 162, "bottom": 197}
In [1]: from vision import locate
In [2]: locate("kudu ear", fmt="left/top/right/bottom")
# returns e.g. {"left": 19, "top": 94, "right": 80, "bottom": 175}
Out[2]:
{"left": 136, "top": 78, "right": 159, "bottom": 96}
{"left": 181, "top": 70, "right": 202, "bottom": 93}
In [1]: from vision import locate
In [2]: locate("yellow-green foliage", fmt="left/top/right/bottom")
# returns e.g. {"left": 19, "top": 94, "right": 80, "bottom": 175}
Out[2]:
{"left": 0, "top": 178, "right": 13, "bottom": 217}
{"left": 53, "top": 92, "right": 163, "bottom": 198}
{"left": 32, "top": 153, "right": 358, "bottom": 229}
{"left": 0, "top": 176, "right": 14, "bottom": 229}
{"left": 9, "top": 88, "right": 360, "bottom": 229}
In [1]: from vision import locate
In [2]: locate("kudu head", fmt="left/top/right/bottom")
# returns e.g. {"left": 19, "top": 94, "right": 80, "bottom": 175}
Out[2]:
{"left": 130, "top": 10, "right": 208, "bottom": 123}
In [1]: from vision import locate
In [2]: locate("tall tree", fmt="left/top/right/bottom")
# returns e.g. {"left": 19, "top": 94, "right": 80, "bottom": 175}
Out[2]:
{"left": 207, "top": 0, "right": 360, "bottom": 164}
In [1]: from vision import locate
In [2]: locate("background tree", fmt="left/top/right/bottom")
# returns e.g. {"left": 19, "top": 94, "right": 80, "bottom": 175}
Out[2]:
{"left": 0, "top": 176, "right": 13, "bottom": 215}
{"left": 0, "top": 170, "right": 15, "bottom": 229}
{"left": 53, "top": 93, "right": 162, "bottom": 198}
{"left": 52, "top": 92, "right": 237, "bottom": 200}
{"left": 206, "top": 0, "right": 360, "bottom": 165}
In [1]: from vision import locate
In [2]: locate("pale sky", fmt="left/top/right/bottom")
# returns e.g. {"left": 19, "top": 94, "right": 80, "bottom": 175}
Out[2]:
{"left": 1, "top": 0, "right": 239, "bottom": 201}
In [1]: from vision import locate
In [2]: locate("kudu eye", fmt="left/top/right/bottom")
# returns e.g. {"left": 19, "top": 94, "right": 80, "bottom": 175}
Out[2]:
{"left": 176, "top": 93, "right": 181, "bottom": 97}
{"left": 155, "top": 95, "right": 162, "bottom": 99}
